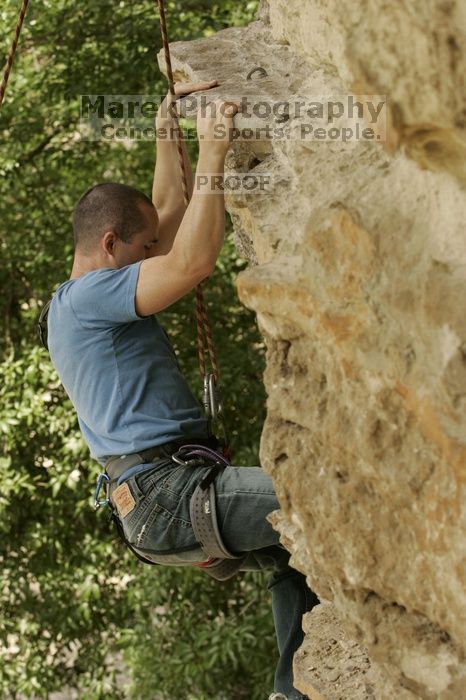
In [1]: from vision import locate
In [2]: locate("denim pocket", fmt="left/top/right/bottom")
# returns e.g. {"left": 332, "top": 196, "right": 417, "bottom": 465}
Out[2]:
{"left": 118, "top": 460, "right": 187, "bottom": 534}
{"left": 123, "top": 464, "right": 213, "bottom": 554}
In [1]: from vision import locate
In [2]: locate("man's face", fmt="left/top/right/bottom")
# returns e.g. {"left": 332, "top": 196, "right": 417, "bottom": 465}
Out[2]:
{"left": 105, "top": 202, "right": 160, "bottom": 268}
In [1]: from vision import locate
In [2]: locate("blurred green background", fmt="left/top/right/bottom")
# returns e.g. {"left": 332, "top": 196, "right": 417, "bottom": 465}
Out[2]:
{"left": 0, "top": 1, "right": 276, "bottom": 698}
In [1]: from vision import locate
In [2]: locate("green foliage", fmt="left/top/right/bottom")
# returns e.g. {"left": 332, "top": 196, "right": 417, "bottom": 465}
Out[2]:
{"left": 0, "top": 0, "right": 278, "bottom": 698}
{"left": 121, "top": 566, "right": 276, "bottom": 700}
{"left": 0, "top": 346, "right": 139, "bottom": 697}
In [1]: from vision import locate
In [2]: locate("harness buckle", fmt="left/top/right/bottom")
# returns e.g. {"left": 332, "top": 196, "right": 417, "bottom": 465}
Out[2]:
{"left": 94, "top": 472, "right": 110, "bottom": 509}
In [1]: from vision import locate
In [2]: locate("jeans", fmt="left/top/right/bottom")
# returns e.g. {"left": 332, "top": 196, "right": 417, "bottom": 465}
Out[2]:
{"left": 114, "top": 459, "right": 319, "bottom": 699}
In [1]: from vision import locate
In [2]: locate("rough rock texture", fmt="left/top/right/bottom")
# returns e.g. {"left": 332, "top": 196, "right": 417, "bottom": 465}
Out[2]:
{"left": 158, "top": 1, "right": 466, "bottom": 697}
{"left": 291, "top": 601, "right": 389, "bottom": 700}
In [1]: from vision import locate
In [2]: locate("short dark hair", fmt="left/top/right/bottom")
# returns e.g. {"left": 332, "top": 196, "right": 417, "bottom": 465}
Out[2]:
{"left": 72, "top": 182, "right": 154, "bottom": 254}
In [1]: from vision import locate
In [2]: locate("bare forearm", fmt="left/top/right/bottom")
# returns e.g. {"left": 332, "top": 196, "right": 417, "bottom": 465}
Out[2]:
{"left": 170, "top": 150, "right": 226, "bottom": 274}
{"left": 153, "top": 114, "right": 194, "bottom": 210}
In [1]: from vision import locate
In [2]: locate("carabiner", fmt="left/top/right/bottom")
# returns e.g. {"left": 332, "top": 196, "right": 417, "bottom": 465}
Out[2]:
{"left": 203, "top": 373, "right": 223, "bottom": 421}
{"left": 94, "top": 472, "right": 110, "bottom": 509}
{"left": 202, "top": 372, "right": 230, "bottom": 459}
{"left": 171, "top": 451, "right": 204, "bottom": 467}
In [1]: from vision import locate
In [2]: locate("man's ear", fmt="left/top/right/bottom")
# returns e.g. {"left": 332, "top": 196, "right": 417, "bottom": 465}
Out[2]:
{"left": 101, "top": 230, "right": 118, "bottom": 256}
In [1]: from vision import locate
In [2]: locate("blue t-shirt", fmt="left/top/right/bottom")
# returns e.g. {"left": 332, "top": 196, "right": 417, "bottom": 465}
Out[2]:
{"left": 47, "top": 262, "right": 209, "bottom": 466}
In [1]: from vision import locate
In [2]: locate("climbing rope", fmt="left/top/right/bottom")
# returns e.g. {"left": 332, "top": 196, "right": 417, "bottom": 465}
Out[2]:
{"left": 156, "top": 0, "right": 220, "bottom": 384}
{"left": 156, "top": 0, "right": 228, "bottom": 451}
{"left": 0, "top": 0, "right": 30, "bottom": 110}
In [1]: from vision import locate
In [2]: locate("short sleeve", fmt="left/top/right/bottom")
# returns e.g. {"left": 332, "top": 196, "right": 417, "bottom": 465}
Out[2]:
{"left": 69, "top": 262, "right": 150, "bottom": 327}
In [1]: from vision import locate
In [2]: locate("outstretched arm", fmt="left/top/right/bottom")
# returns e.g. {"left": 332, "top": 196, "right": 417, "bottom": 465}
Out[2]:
{"left": 136, "top": 96, "right": 241, "bottom": 316}
{"left": 152, "top": 80, "right": 218, "bottom": 254}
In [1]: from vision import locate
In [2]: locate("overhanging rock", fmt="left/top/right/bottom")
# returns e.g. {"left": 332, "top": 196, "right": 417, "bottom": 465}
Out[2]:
{"left": 158, "top": 2, "right": 466, "bottom": 697}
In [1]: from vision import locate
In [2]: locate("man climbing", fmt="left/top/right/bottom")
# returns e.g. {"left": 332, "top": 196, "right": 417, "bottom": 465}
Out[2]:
{"left": 45, "top": 79, "right": 318, "bottom": 700}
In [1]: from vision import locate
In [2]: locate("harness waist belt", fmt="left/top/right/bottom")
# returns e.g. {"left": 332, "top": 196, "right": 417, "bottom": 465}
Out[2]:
{"left": 105, "top": 436, "right": 218, "bottom": 482}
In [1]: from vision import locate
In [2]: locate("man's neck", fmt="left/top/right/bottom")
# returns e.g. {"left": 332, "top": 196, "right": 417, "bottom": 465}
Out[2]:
{"left": 70, "top": 254, "right": 106, "bottom": 280}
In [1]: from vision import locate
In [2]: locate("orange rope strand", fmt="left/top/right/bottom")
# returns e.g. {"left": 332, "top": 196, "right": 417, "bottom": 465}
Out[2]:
{"left": 0, "top": 0, "right": 30, "bottom": 110}
{"left": 156, "top": 0, "right": 220, "bottom": 383}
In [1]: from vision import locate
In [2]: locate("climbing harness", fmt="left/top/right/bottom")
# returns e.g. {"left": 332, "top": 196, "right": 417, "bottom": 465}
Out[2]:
{"left": 102, "top": 439, "right": 247, "bottom": 580}
{"left": 96, "top": 436, "right": 219, "bottom": 510}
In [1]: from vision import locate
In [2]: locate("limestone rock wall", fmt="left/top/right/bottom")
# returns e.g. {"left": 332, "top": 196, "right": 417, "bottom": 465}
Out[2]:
{"left": 158, "top": 1, "right": 466, "bottom": 697}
